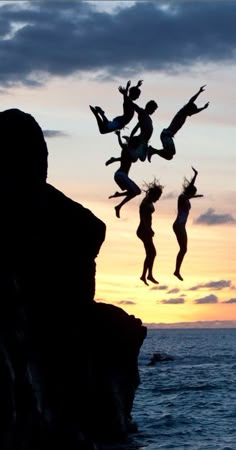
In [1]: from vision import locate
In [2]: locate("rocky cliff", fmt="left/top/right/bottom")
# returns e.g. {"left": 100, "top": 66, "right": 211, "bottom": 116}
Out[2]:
{"left": 0, "top": 108, "right": 146, "bottom": 449}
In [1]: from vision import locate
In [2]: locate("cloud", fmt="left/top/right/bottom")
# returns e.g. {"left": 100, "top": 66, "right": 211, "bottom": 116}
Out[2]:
{"left": 162, "top": 192, "right": 176, "bottom": 200}
{"left": 223, "top": 298, "right": 236, "bottom": 304}
{"left": 167, "top": 288, "right": 180, "bottom": 294}
{"left": 189, "top": 280, "right": 232, "bottom": 291}
{"left": 194, "top": 208, "right": 236, "bottom": 225}
{"left": 0, "top": 1, "right": 236, "bottom": 86}
{"left": 194, "top": 294, "right": 218, "bottom": 304}
{"left": 160, "top": 297, "right": 185, "bottom": 304}
{"left": 117, "top": 300, "right": 136, "bottom": 305}
{"left": 43, "top": 129, "right": 68, "bottom": 138}
{"left": 151, "top": 285, "right": 168, "bottom": 291}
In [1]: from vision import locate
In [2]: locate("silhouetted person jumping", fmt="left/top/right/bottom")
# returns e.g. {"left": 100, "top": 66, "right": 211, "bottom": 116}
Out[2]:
{"left": 89, "top": 80, "right": 143, "bottom": 134}
{"left": 119, "top": 86, "right": 158, "bottom": 162}
{"left": 136, "top": 179, "right": 163, "bottom": 286}
{"left": 173, "top": 167, "right": 203, "bottom": 281}
{"left": 106, "top": 130, "right": 141, "bottom": 218}
{"left": 148, "top": 85, "right": 209, "bottom": 161}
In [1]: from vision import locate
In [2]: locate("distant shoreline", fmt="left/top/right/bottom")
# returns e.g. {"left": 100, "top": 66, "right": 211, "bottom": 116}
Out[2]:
{"left": 145, "top": 320, "right": 236, "bottom": 329}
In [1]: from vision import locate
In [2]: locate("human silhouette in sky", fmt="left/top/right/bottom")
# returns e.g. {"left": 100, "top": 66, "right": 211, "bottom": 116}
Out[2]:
{"left": 136, "top": 179, "right": 163, "bottom": 286}
{"left": 89, "top": 80, "right": 143, "bottom": 134}
{"left": 148, "top": 85, "right": 209, "bottom": 161}
{"left": 173, "top": 167, "right": 203, "bottom": 281}
{"left": 106, "top": 130, "right": 141, "bottom": 218}
{"left": 119, "top": 85, "right": 158, "bottom": 162}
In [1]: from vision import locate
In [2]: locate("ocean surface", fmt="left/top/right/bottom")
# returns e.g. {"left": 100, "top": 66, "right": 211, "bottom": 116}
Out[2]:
{"left": 101, "top": 328, "right": 236, "bottom": 450}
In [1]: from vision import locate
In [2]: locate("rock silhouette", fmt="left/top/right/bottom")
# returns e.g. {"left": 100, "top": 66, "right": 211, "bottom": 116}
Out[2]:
{"left": 148, "top": 352, "right": 174, "bottom": 366}
{"left": 0, "top": 108, "right": 146, "bottom": 449}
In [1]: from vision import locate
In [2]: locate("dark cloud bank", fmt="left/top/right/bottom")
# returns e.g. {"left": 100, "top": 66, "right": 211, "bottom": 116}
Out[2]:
{"left": 0, "top": 0, "right": 236, "bottom": 87}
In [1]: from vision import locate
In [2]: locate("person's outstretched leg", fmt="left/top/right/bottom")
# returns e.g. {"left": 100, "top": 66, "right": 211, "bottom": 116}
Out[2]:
{"left": 114, "top": 181, "right": 141, "bottom": 218}
{"left": 173, "top": 253, "right": 184, "bottom": 281}
{"left": 173, "top": 227, "right": 187, "bottom": 281}
{"left": 140, "top": 256, "right": 149, "bottom": 285}
{"left": 106, "top": 157, "right": 118, "bottom": 166}
{"left": 148, "top": 132, "right": 176, "bottom": 161}
{"left": 114, "top": 192, "right": 137, "bottom": 218}
{"left": 89, "top": 105, "right": 109, "bottom": 134}
{"left": 148, "top": 145, "right": 174, "bottom": 162}
{"left": 108, "top": 191, "right": 127, "bottom": 199}
{"left": 139, "top": 239, "right": 158, "bottom": 285}
{"left": 146, "top": 240, "right": 159, "bottom": 284}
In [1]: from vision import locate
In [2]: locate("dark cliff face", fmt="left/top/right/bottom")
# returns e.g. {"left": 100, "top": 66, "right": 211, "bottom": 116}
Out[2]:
{"left": 86, "top": 302, "right": 147, "bottom": 441}
{"left": 0, "top": 108, "right": 146, "bottom": 449}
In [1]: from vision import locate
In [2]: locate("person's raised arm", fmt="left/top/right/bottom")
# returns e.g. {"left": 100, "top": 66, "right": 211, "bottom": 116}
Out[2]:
{"left": 189, "top": 167, "right": 204, "bottom": 198}
{"left": 115, "top": 130, "right": 125, "bottom": 149}
{"left": 189, "top": 166, "right": 198, "bottom": 186}
{"left": 118, "top": 85, "right": 129, "bottom": 97}
{"left": 118, "top": 86, "right": 142, "bottom": 114}
{"left": 130, "top": 122, "right": 140, "bottom": 139}
{"left": 194, "top": 101, "right": 209, "bottom": 114}
{"left": 136, "top": 80, "right": 143, "bottom": 88}
{"left": 124, "top": 80, "right": 131, "bottom": 95}
{"left": 105, "top": 156, "right": 121, "bottom": 166}
{"left": 189, "top": 85, "right": 206, "bottom": 104}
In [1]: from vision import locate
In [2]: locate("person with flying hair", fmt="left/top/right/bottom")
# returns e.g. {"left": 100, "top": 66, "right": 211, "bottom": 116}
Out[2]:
{"left": 173, "top": 167, "right": 203, "bottom": 281}
{"left": 136, "top": 178, "right": 163, "bottom": 286}
{"left": 89, "top": 79, "right": 143, "bottom": 134}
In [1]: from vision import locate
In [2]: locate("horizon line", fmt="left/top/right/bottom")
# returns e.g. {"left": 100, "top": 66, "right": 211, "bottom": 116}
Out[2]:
{"left": 144, "top": 320, "right": 236, "bottom": 329}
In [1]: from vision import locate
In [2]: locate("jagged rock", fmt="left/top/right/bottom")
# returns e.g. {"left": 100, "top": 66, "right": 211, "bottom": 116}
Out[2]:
{"left": 148, "top": 351, "right": 174, "bottom": 366}
{"left": 0, "top": 108, "right": 146, "bottom": 449}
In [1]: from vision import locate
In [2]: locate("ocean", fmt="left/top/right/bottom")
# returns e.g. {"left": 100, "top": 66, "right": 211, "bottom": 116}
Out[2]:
{"left": 101, "top": 328, "right": 236, "bottom": 450}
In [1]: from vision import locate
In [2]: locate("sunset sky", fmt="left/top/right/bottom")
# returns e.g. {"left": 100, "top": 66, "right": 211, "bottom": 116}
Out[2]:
{"left": 1, "top": 0, "right": 236, "bottom": 324}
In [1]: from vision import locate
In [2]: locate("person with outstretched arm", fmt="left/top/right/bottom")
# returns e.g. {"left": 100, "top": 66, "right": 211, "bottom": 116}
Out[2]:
{"left": 118, "top": 85, "right": 158, "bottom": 162}
{"left": 148, "top": 86, "right": 209, "bottom": 161}
{"left": 89, "top": 80, "right": 143, "bottom": 134}
{"left": 173, "top": 167, "right": 203, "bottom": 281}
